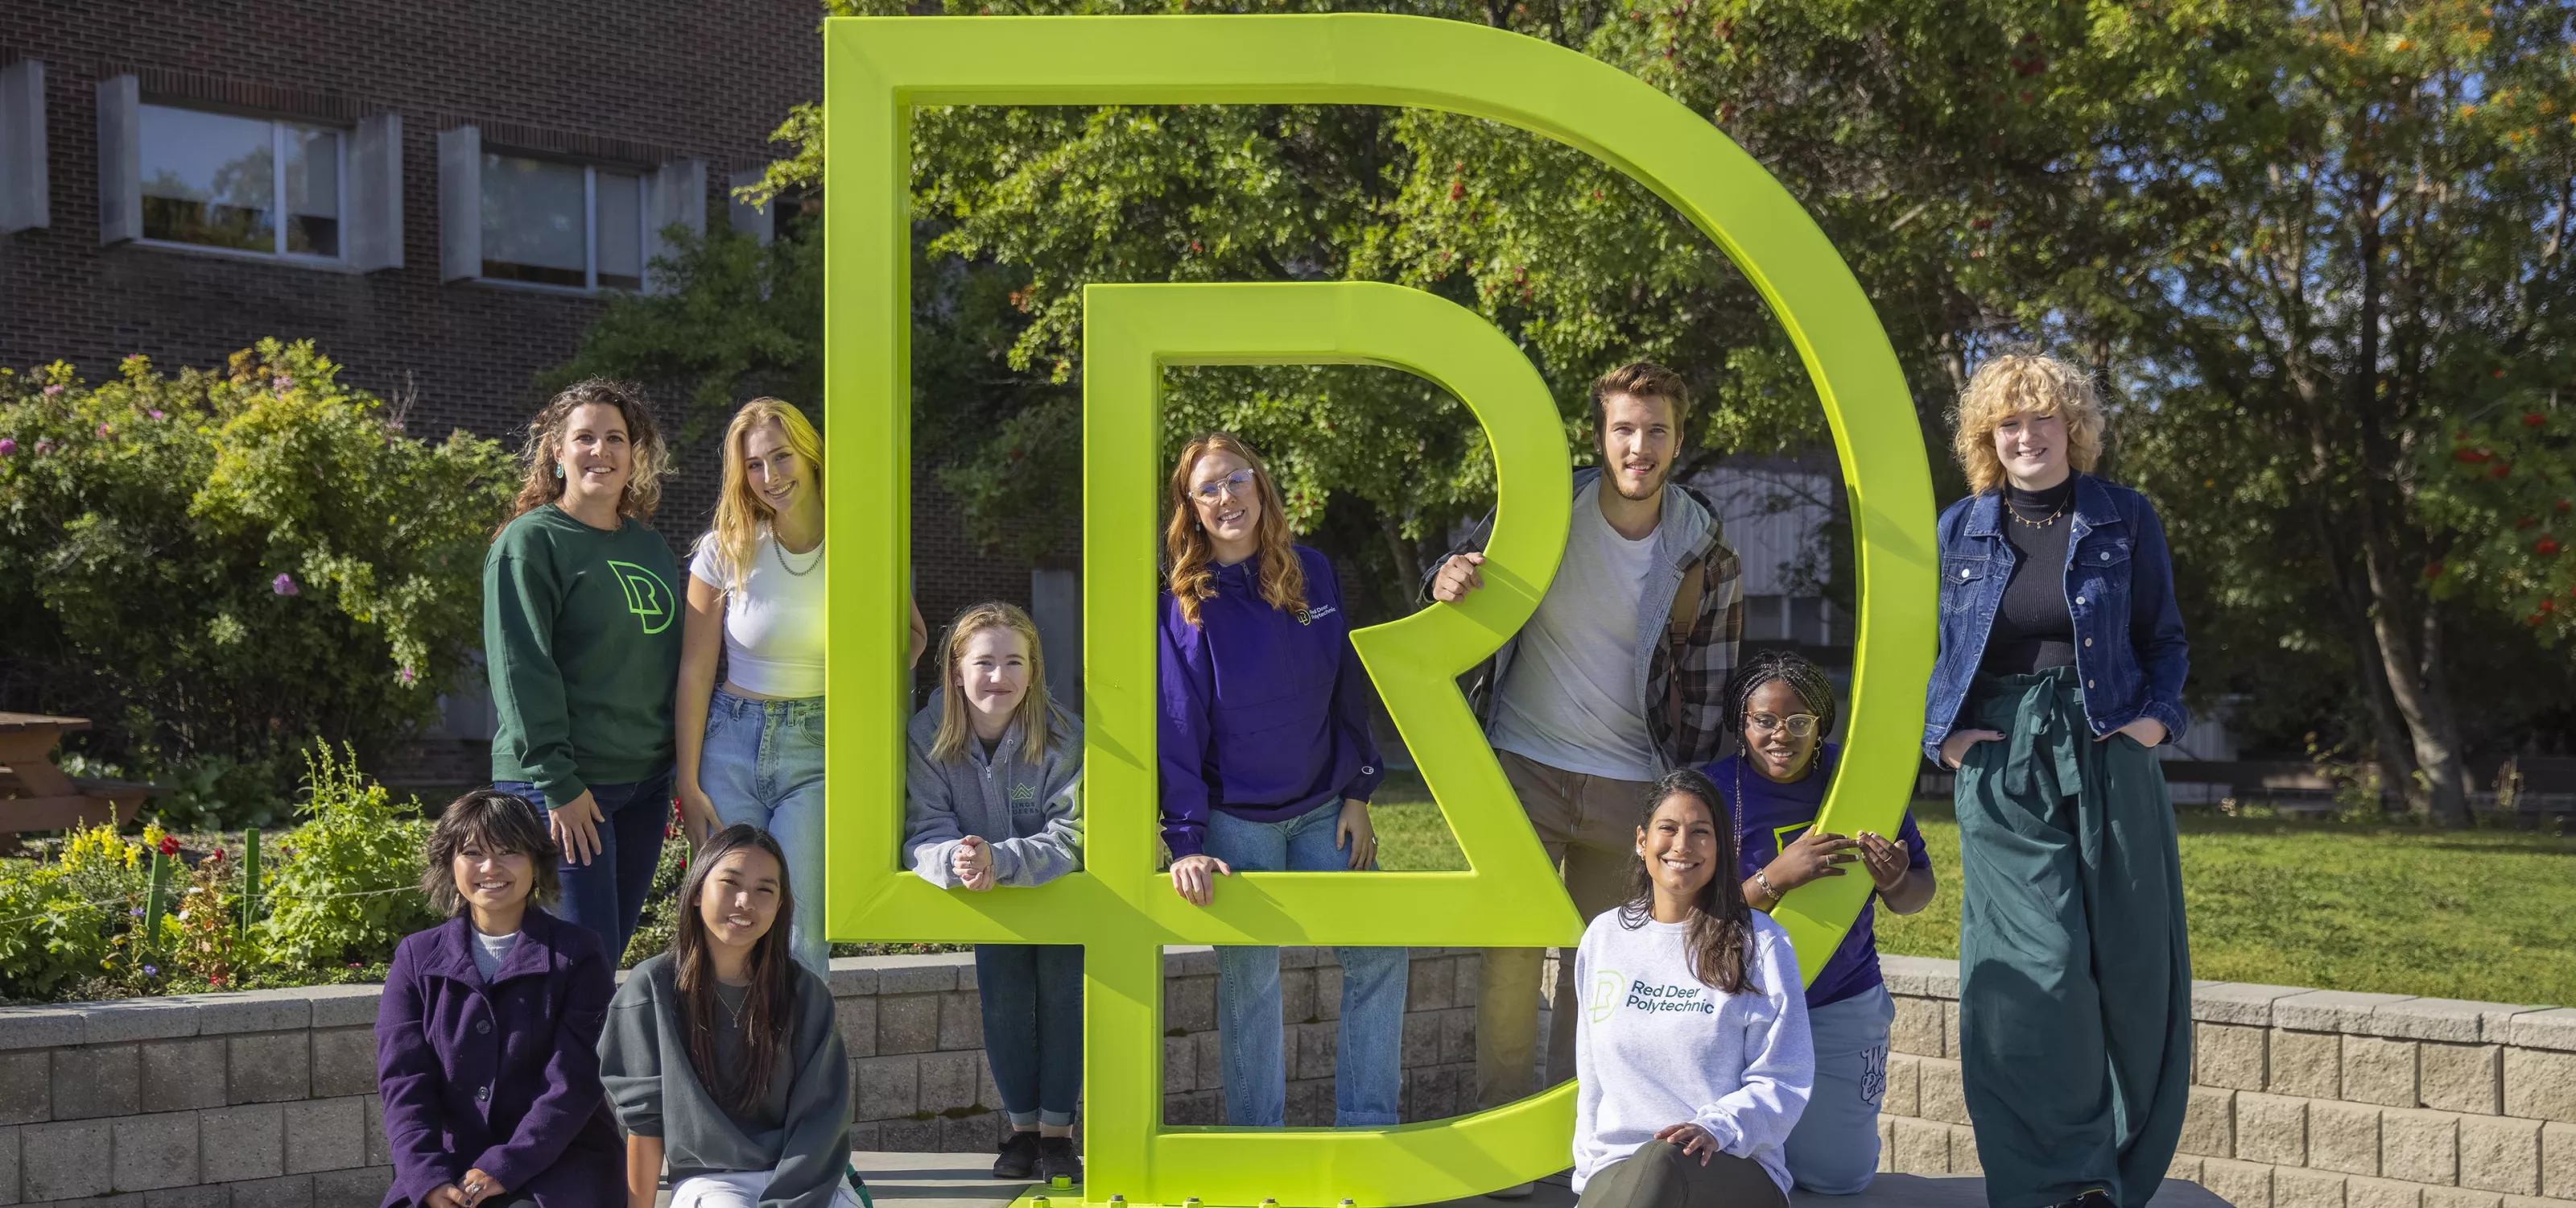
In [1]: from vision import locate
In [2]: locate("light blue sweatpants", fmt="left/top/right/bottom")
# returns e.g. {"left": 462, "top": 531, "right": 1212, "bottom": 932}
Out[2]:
{"left": 1784, "top": 983, "right": 1896, "bottom": 1194}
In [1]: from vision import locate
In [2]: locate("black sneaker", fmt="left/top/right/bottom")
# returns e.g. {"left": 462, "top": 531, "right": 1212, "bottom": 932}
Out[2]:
{"left": 1038, "top": 1136, "right": 1084, "bottom": 1185}
{"left": 994, "top": 1130, "right": 1042, "bottom": 1179}
{"left": 2050, "top": 1189, "right": 2116, "bottom": 1208}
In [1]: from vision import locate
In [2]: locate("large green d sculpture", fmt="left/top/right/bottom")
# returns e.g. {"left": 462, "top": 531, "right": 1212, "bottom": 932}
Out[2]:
{"left": 822, "top": 14, "right": 1936, "bottom": 1207}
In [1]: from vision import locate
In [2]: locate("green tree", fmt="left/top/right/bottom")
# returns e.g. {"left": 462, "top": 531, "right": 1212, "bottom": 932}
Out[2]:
{"left": 0, "top": 341, "right": 516, "bottom": 824}
{"left": 572, "top": 0, "right": 2576, "bottom": 805}
{"left": 2026, "top": 0, "right": 2576, "bottom": 819}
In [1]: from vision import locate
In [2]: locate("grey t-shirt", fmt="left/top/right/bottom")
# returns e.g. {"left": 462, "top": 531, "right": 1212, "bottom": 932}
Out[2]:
{"left": 1489, "top": 481, "right": 1663, "bottom": 780}
{"left": 471, "top": 930, "right": 521, "bottom": 983}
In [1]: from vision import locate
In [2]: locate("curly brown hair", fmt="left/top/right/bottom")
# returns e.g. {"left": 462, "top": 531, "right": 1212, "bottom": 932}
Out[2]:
{"left": 419, "top": 788, "right": 562, "bottom": 917}
{"left": 497, "top": 379, "right": 671, "bottom": 534}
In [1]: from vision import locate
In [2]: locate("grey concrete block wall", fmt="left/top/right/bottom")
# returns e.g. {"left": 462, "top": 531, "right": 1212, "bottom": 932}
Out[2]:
{"left": 1874, "top": 954, "right": 2576, "bottom": 1208}
{"left": 6, "top": 949, "right": 2570, "bottom": 1207}
{"left": 0, "top": 948, "right": 1488, "bottom": 1207}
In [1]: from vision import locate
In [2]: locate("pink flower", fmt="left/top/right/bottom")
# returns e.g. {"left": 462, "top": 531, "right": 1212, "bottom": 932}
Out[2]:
{"left": 273, "top": 375, "right": 294, "bottom": 391}
{"left": 147, "top": 409, "right": 165, "bottom": 420}
{"left": 0, "top": 438, "right": 14, "bottom": 456}
{"left": 396, "top": 667, "right": 418, "bottom": 686}
{"left": 42, "top": 383, "right": 64, "bottom": 397}
{"left": 33, "top": 439, "right": 53, "bottom": 454}
{"left": 96, "top": 423, "right": 112, "bottom": 438}
{"left": 272, "top": 573, "right": 299, "bottom": 596}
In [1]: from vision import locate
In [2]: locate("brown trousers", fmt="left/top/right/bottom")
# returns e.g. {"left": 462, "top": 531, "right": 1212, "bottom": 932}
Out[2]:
{"left": 1577, "top": 1143, "right": 1787, "bottom": 1208}
{"left": 1476, "top": 749, "right": 1653, "bottom": 1109}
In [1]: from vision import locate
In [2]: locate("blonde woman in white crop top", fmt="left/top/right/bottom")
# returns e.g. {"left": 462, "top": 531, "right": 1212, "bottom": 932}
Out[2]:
{"left": 675, "top": 399, "right": 926, "bottom": 975}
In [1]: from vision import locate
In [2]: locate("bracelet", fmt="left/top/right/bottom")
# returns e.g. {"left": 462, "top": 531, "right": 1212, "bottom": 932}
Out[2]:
{"left": 1752, "top": 870, "right": 1781, "bottom": 904}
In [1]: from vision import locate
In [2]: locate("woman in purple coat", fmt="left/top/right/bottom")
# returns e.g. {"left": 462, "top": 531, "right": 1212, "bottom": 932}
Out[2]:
{"left": 377, "top": 789, "right": 624, "bottom": 1208}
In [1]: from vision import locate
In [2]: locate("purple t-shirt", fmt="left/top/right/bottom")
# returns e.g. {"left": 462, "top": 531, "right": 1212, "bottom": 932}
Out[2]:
{"left": 1708, "top": 744, "right": 1929, "bottom": 1009}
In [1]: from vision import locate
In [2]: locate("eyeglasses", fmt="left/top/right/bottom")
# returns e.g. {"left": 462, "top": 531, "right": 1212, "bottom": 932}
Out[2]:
{"left": 1746, "top": 712, "right": 1819, "bottom": 739}
{"left": 1192, "top": 469, "right": 1257, "bottom": 503}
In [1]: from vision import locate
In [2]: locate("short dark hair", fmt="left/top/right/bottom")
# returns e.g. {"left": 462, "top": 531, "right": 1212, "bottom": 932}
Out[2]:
{"left": 1591, "top": 362, "right": 1692, "bottom": 448}
{"left": 420, "top": 788, "right": 562, "bottom": 917}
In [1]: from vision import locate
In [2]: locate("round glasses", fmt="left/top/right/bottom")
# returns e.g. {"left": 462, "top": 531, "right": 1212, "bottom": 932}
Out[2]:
{"left": 1746, "top": 712, "right": 1819, "bottom": 739}
{"left": 1192, "top": 468, "right": 1257, "bottom": 503}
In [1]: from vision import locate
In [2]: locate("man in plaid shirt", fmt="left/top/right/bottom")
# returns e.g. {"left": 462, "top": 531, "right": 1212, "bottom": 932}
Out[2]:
{"left": 1424, "top": 362, "right": 1744, "bottom": 1185}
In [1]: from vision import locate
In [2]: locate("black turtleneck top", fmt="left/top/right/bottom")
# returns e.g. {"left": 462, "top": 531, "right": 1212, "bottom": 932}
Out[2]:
{"left": 1982, "top": 475, "right": 2079, "bottom": 675}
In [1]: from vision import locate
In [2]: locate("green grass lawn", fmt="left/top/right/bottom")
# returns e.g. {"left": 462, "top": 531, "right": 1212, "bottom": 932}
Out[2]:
{"left": 1367, "top": 773, "right": 2576, "bottom": 1007}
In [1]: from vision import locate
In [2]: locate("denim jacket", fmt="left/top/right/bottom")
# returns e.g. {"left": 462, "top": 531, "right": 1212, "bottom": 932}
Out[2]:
{"left": 1921, "top": 473, "right": 2190, "bottom": 762}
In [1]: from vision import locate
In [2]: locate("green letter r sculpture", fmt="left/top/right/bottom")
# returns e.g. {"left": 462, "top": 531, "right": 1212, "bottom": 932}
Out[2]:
{"left": 822, "top": 15, "right": 1937, "bottom": 1207}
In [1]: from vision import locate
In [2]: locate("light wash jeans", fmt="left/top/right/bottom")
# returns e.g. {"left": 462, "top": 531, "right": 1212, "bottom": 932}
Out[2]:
{"left": 699, "top": 689, "right": 829, "bottom": 977}
{"left": 1783, "top": 983, "right": 1896, "bottom": 1194}
{"left": 1205, "top": 799, "right": 1409, "bottom": 1127}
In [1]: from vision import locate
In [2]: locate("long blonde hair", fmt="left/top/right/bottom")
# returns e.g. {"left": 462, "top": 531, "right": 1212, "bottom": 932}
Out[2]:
{"left": 1164, "top": 433, "right": 1306, "bottom": 628}
{"left": 499, "top": 379, "right": 670, "bottom": 534}
{"left": 1951, "top": 351, "right": 2108, "bottom": 494}
{"left": 931, "top": 602, "right": 1055, "bottom": 764}
{"left": 701, "top": 398, "right": 825, "bottom": 591}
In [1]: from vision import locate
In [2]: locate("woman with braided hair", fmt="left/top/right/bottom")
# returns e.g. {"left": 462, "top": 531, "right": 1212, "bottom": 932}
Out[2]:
{"left": 1703, "top": 650, "right": 1933, "bottom": 1194}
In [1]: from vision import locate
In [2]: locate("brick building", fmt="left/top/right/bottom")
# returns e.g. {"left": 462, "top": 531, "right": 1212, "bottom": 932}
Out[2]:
{"left": 0, "top": 2, "right": 1057, "bottom": 763}
{"left": 0, "top": 2, "right": 821, "bottom": 456}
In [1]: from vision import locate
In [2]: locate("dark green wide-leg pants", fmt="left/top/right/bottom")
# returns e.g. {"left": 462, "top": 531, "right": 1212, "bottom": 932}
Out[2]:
{"left": 1954, "top": 668, "right": 2192, "bottom": 1208}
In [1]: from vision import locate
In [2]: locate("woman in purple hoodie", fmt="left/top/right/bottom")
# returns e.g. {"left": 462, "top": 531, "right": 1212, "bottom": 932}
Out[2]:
{"left": 1158, "top": 432, "right": 1407, "bottom": 1128}
{"left": 376, "top": 789, "right": 623, "bottom": 1208}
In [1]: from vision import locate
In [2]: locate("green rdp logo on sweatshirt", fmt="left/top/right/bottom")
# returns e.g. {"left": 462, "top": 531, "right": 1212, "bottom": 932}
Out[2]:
{"left": 605, "top": 561, "right": 673, "bottom": 635}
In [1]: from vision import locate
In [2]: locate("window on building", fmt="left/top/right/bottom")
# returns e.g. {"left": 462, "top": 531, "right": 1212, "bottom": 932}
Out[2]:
{"left": 137, "top": 105, "right": 341, "bottom": 259}
{"left": 479, "top": 153, "right": 644, "bottom": 291}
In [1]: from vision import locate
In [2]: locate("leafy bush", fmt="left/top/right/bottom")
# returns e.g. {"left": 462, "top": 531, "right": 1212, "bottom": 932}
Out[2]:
{"left": 0, "top": 859, "right": 119, "bottom": 1002}
{"left": 253, "top": 745, "right": 438, "bottom": 969}
{"left": 0, "top": 341, "right": 515, "bottom": 825}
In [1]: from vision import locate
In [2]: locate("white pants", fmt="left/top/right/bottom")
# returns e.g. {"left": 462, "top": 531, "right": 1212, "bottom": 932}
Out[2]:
{"left": 667, "top": 1169, "right": 863, "bottom": 1208}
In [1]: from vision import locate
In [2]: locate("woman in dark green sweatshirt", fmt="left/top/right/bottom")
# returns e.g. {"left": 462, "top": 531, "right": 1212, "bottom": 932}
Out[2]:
{"left": 598, "top": 825, "right": 855, "bottom": 1208}
{"left": 485, "top": 379, "right": 683, "bottom": 963}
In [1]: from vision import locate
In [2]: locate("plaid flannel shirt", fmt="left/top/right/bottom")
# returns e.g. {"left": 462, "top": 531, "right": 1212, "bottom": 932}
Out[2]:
{"left": 1423, "top": 471, "right": 1745, "bottom": 773}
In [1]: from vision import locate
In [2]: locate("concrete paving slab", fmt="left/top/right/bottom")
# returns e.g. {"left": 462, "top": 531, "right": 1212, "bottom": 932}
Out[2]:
{"left": 845, "top": 1152, "right": 2240, "bottom": 1208}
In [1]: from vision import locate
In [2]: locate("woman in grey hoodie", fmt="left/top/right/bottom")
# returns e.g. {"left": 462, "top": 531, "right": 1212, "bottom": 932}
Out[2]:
{"left": 904, "top": 602, "right": 1084, "bottom": 1185}
{"left": 598, "top": 825, "right": 854, "bottom": 1208}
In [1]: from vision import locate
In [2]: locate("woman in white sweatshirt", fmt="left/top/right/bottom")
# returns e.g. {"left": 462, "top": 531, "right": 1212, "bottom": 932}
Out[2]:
{"left": 1572, "top": 767, "right": 1814, "bottom": 1208}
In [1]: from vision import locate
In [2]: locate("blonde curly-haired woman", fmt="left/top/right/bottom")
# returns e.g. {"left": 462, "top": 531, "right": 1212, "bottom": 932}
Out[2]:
{"left": 1922, "top": 353, "right": 2190, "bottom": 1208}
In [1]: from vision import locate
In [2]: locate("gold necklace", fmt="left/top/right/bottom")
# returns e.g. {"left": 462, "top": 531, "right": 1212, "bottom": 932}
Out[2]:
{"left": 2007, "top": 494, "right": 2066, "bottom": 529}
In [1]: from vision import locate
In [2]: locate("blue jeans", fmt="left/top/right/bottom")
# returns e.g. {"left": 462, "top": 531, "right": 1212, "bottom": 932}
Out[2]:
{"left": 975, "top": 944, "right": 1083, "bottom": 1127}
{"left": 1783, "top": 983, "right": 1895, "bottom": 1194}
{"left": 699, "top": 689, "right": 830, "bottom": 977}
{"left": 493, "top": 770, "right": 672, "bottom": 966}
{"left": 1205, "top": 800, "right": 1408, "bottom": 1127}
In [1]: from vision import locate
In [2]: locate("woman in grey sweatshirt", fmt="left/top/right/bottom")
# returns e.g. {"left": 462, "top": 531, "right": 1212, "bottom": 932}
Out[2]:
{"left": 903, "top": 602, "right": 1084, "bottom": 1185}
{"left": 599, "top": 825, "right": 854, "bottom": 1208}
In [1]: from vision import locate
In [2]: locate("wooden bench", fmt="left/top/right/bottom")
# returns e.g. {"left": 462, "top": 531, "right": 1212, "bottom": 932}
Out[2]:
{"left": 0, "top": 712, "right": 164, "bottom": 851}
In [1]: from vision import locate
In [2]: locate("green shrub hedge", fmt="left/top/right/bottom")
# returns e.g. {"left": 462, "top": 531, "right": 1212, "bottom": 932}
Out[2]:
{"left": 0, "top": 341, "right": 515, "bottom": 827}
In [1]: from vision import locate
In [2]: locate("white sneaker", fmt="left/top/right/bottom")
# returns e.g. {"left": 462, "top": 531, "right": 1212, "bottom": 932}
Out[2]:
{"left": 1486, "top": 1184, "right": 1536, "bottom": 1200}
